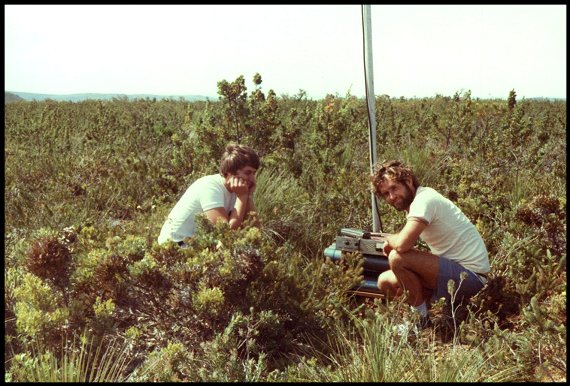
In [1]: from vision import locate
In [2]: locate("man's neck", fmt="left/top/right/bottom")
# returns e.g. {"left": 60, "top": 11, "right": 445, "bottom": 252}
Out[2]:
{"left": 405, "top": 185, "right": 421, "bottom": 213}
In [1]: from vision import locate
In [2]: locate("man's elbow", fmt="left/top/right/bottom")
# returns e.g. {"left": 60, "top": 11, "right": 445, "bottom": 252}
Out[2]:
{"left": 391, "top": 242, "right": 413, "bottom": 254}
{"left": 228, "top": 219, "right": 241, "bottom": 230}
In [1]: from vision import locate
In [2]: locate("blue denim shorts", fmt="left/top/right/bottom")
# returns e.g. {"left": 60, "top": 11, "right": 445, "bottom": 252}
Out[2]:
{"left": 431, "top": 256, "right": 485, "bottom": 305}
{"left": 177, "top": 241, "right": 189, "bottom": 249}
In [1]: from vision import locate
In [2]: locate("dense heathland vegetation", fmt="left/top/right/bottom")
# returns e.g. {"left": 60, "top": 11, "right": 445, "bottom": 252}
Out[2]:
{"left": 4, "top": 74, "right": 566, "bottom": 381}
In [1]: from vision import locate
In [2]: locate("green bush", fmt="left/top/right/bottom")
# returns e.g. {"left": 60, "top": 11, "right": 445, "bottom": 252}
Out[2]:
{"left": 4, "top": 81, "right": 566, "bottom": 381}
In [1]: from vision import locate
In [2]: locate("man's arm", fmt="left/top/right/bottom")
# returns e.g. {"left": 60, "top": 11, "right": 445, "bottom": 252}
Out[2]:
{"left": 383, "top": 217, "right": 428, "bottom": 255}
{"left": 204, "top": 176, "right": 250, "bottom": 229}
{"left": 204, "top": 199, "right": 247, "bottom": 230}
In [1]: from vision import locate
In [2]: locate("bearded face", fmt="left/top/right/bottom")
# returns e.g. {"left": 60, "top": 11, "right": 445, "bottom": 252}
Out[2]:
{"left": 377, "top": 178, "right": 415, "bottom": 211}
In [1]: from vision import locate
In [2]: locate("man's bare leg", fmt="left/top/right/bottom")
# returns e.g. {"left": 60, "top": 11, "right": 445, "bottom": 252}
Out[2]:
{"left": 378, "top": 248, "right": 439, "bottom": 307}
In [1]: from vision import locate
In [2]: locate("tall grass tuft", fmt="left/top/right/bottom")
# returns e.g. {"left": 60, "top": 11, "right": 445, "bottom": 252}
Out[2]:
{"left": 285, "top": 305, "right": 519, "bottom": 382}
{"left": 252, "top": 167, "right": 313, "bottom": 248}
{"left": 5, "top": 332, "right": 133, "bottom": 382}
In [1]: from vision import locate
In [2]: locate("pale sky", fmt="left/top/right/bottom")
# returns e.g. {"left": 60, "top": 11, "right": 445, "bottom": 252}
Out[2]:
{"left": 5, "top": 4, "right": 567, "bottom": 99}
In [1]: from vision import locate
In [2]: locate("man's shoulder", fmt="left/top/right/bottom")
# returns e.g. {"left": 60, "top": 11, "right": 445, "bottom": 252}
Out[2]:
{"left": 186, "top": 174, "right": 224, "bottom": 194}
{"left": 416, "top": 186, "right": 438, "bottom": 195}
{"left": 411, "top": 187, "right": 447, "bottom": 212}
{"left": 194, "top": 174, "right": 223, "bottom": 185}
{"left": 414, "top": 186, "right": 462, "bottom": 216}
{"left": 415, "top": 186, "right": 439, "bottom": 200}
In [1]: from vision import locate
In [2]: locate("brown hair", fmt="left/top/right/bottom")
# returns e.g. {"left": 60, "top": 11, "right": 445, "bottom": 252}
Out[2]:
{"left": 370, "top": 159, "right": 420, "bottom": 195}
{"left": 219, "top": 143, "right": 260, "bottom": 177}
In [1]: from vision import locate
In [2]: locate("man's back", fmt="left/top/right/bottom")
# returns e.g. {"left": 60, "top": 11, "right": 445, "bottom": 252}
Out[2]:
{"left": 408, "top": 186, "right": 489, "bottom": 274}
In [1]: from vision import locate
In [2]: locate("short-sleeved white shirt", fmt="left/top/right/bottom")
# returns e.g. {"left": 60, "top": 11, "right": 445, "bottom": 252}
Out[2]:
{"left": 158, "top": 174, "right": 236, "bottom": 244}
{"left": 407, "top": 186, "right": 490, "bottom": 274}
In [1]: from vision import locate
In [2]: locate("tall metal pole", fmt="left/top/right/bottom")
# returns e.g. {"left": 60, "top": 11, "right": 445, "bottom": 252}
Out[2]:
{"left": 362, "top": 4, "right": 380, "bottom": 232}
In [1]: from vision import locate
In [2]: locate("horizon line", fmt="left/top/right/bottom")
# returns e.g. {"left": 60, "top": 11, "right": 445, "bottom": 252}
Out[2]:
{"left": 5, "top": 90, "right": 567, "bottom": 101}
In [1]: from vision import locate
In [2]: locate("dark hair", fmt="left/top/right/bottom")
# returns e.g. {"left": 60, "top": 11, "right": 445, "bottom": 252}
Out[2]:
{"left": 219, "top": 144, "right": 260, "bottom": 176}
{"left": 370, "top": 159, "right": 420, "bottom": 195}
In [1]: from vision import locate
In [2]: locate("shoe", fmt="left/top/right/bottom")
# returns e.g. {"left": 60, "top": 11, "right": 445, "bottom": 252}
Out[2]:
{"left": 393, "top": 316, "right": 432, "bottom": 337}
{"left": 393, "top": 320, "right": 416, "bottom": 337}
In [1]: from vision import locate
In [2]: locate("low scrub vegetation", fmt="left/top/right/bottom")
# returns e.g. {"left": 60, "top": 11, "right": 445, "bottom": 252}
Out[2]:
{"left": 5, "top": 75, "right": 566, "bottom": 381}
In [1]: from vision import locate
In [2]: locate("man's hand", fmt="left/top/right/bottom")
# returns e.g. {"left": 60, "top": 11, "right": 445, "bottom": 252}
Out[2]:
{"left": 382, "top": 219, "right": 427, "bottom": 255}
{"left": 383, "top": 236, "right": 394, "bottom": 256}
{"left": 228, "top": 176, "right": 250, "bottom": 197}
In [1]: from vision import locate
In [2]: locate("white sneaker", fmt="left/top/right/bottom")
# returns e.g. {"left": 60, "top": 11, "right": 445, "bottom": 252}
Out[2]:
{"left": 393, "top": 316, "right": 431, "bottom": 337}
{"left": 393, "top": 321, "right": 419, "bottom": 337}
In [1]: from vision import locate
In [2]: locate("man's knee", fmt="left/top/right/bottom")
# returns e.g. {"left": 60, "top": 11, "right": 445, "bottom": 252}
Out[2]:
{"left": 377, "top": 271, "right": 399, "bottom": 294}
{"left": 377, "top": 277, "right": 390, "bottom": 293}
{"left": 387, "top": 249, "right": 406, "bottom": 269}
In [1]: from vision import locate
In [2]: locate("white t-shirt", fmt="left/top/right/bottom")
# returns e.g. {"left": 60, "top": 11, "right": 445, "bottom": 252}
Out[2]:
{"left": 158, "top": 174, "right": 236, "bottom": 244}
{"left": 407, "top": 186, "right": 490, "bottom": 274}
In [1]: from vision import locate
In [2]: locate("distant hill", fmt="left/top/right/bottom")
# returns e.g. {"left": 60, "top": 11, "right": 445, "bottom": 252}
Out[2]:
{"left": 5, "top": 92, "right": 25, "bottom": 103}
{"left": 5, "top": 91, "right": 215, "bottom": 102}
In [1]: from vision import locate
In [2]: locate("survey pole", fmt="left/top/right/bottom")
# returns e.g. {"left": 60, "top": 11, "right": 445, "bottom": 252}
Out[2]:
{"left": 362, "top": 4, "right": 380, "bottom": 232}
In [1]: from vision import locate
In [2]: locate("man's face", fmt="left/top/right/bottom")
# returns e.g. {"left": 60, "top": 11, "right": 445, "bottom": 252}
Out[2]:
{"left": 230, "top": 166, "right": 257, "bottom": 188}
{"left": 377, "top": 177, "right": 415, "bottom": 211}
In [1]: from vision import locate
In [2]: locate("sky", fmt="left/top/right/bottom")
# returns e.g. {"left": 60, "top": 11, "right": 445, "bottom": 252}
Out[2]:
{"left": 4, "top": 4, "right": 567, "bottom": 100}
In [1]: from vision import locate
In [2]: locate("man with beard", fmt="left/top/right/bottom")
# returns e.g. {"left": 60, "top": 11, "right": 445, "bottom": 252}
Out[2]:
{"left": 370, "top": 160, "right": 490, "bottom": 330}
